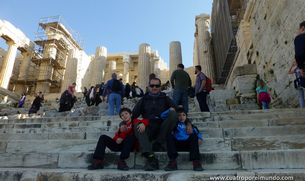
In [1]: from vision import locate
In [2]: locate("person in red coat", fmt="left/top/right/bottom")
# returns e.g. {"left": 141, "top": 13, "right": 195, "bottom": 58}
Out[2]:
{"left": 88, "top": 107, "right": 149, "bottom": 171}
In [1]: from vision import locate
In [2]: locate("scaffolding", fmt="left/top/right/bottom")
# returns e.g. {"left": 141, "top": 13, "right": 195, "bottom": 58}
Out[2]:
{"left": 30, "top": 15, "right": 84, "bottom": 94}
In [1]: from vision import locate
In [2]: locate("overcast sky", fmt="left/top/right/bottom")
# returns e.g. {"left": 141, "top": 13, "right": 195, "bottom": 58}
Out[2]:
{"left": 0, "top": 0, "right": 213, "bottom": 68}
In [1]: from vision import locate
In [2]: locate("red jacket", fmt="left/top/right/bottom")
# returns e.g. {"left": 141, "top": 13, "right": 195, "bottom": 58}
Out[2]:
{"left": 112, "top": 119, "right": 149, "bottom": 141}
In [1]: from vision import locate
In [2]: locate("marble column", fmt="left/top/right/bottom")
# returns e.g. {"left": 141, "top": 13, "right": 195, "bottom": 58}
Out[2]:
{"left": 195, "top": 14, "right": 216, "bottom": 83}
{"left": 169, "top": 41, "right": 182, "bottom": 77}
{"left": 36, "top": 62, "right": 53, "bottom": 93}
{"left": 61, "top": 49, "right": 78, "bottom": 92}
{"left": 138, "top": 43, "right": 151, "bottom": 90}
{"left": 15, "top": 51, "right": 32, "bottom": 95}
{"left": 0, "top": 40, "right": 18, "bottom": 89}
{"left": 106, "top": 60, "right": 116, "bottom": 82}
{"left": 91, "top": 46, "right": 107, "bottom": 86}
{"left": 193, "top": 39, "right": 199, "bottom": 66}
{"left": 150, "top": 57, "right": 155, "bottom": 75}
{"left": 123, "top": 59, "right": 130, "bottom": 84}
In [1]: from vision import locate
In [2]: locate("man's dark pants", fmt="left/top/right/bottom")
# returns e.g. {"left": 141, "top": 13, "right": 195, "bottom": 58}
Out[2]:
{"left": 166, "top": 133, "right": 200, "bottom": 161}
{"left": 93, "top": 135, "right": 135, "bottom": 161}
{"left": 196, "top": 92, "right": 209, "bottom": 112}
{"left": 133, "top": 111, "right": 178, "bottom": 156}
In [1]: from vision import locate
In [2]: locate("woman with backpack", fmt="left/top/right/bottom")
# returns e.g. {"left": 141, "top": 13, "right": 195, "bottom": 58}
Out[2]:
{"left": 256, "top": 79, "right": 274, "bottom": 109}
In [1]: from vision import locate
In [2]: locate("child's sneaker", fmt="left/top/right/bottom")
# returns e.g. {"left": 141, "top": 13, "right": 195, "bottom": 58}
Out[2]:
{"left": 193, "top": 160, "right": 203, "bottom": 171}
{"left": 117, "top": 160, "right": 129, "bottom": 171}
{"left": 87, "top": 160, "right": 104, "bottom": 170}
{"left": 164, "top": 160, "right": 178, "bottom": 171}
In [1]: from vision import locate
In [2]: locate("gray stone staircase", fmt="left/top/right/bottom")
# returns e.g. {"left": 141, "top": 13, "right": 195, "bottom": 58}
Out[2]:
{"left": 0, "top": 108, "right": 305, "bottom": 180}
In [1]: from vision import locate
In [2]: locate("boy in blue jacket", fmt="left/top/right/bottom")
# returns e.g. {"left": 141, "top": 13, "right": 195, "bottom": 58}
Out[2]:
{"left": 164, "top": 107, "right": 203, "bottom": 171}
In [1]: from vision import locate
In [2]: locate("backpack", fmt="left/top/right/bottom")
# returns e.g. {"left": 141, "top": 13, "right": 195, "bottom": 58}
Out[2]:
{"left": 206, "top": 76, "right": 212, "bottom": 93}
{"left": 199, "top": 73, "right": 212, "bottom": 93}
{"left": 111, "top": 79, "right": 121, "bottom": 92}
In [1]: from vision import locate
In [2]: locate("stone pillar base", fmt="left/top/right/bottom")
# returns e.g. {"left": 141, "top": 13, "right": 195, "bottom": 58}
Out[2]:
{"left": 36, "top": 82, "right": 50, "bottom": 94}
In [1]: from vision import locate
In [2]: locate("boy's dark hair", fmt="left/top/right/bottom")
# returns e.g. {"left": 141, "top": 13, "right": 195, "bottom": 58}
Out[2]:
{"left": 195, "top": 65, "right": 202, "bottom": 71}
{"left": 119, "top": 107, "right": 132, "bottom": 118}
{"left": 149, "top": 77, "right": 161, "bottom": 85}
{"left": 176, "top": 107, "right": 187, "bottom": 116}
{"left": 177, "top": 63, "right": 184, "bottom": 69}
{"left": 300, "top": 21, "right": 305, "bottom": 28}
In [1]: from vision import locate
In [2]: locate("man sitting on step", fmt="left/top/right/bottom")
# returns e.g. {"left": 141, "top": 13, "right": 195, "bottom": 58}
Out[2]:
{"left": 120, "top": 78, "right": 193, "bottom": 171}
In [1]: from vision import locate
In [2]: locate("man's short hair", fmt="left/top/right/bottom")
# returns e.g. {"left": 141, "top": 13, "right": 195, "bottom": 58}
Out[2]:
{"left": 300, "top": 21, "right": 305, "bottom": 28}
{"left": 176, "top": 107, "right": 187, "bottom": 116}
{"left": 177, "top": 64, "right": 184, "bottom": 69}
{"left": 149, "top": 73, "right": 156, "bottom": 81}
{"left": 119, "top": 107, "right": 132, "bottom": 118}
{"left": 195, "top": 65, "right": 202, "bottom": 71}
{"left": 112, "top": 73, "right": 117, "bottom": 78}
{"left": 72, "top": 83, "right": 76, "bottom": 85}
{"left": 149, "top": 78, "right": 161, "bottom": 85}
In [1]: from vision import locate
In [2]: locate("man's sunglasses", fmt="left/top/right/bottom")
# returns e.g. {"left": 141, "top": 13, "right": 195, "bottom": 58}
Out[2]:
{"left": 149, "top": 84, "right": 161, "bottom": 88}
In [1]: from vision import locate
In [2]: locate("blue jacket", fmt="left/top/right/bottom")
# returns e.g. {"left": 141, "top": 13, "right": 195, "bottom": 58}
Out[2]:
{"left": 102, "top": 78, "right": 124, "bottom": 97}
{"left": 174, "top": 122, "right": 203, "bottom": 141}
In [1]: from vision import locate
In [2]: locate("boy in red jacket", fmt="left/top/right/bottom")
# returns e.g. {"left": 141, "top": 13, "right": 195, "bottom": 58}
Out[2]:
{"left": 88, "top": 107, "right": 149, "bottom": 171}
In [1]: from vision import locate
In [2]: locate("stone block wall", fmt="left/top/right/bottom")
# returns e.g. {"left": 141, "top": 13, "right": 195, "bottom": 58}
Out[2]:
{"left": 247, "top": 0, "right": 305, "bottom": 107}
{"left": 224, "top": 0, "right": 305, "bottom": 108}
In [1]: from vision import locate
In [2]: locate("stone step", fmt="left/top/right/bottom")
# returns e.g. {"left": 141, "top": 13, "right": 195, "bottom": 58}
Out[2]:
{"left": 0, "top": 138, "right": 232, "bottom": 153}
{"left": 1, "top": 125, "right": 305, "bottom": 139}
{"left": 1, "top": 150, "right": 305, "bottom": 170}
{"left": 231, "top": 135, "right": 305, "bottom": 151}
{"left": 1, "top": 168, "right": 304, "bottom": 181}
{"left": 2, "top": 135, "right": 305, "bottom": 154}
{"left": 2, "top": 115, "right": 305, "bottom": 131}
{"left": 223, "top": 125, "right": 305, "bottom": 138}
{"left": 212, "top": 108, "right": 305, "bottom": 121}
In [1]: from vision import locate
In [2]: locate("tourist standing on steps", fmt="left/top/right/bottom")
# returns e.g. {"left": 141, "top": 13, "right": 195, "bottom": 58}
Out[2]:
{"left": 59, "top": 83, "right": 76, "bottom": 112}
{"left": 194, "top": 65, "right": 210, "bottom": 112}
{"left": 67, "top": 83, "right": 76, "bottom": 110}
{"left": 119, "top": 78, "right": 192, "bottom": 171}
{"left": 18, "top": 93, "right": 26, "bottom": 108}
{"left": 85, "top": 87, "right": 91, "bottom": 106}
{"left": 288, "top": 60, "right": 305, "bottom": 108}
{"left": 39, "top": 92, "right": 44, "bottom": 103}
{"left": 256, "top": 79, "right": 274, "bottom": 110}
{"left": 170, "top": 63, "right": 192, "bottom": 112}
{"left": 89, "top": 86, "right": 95, "bottom": 106}
{"left": 102, "top": 73, "right": 124, "bottom": 116}
{"left": 131, "top": 82, "right": 136, "bottom": 98}
{"left": 294, "top": 21, "right": 305, "bottom": 78}
{"left": 125, "top": 83, "right": 131, "bottom": 99}
{"left": 29, "top": 93, "right": 41, "bottom": 114}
